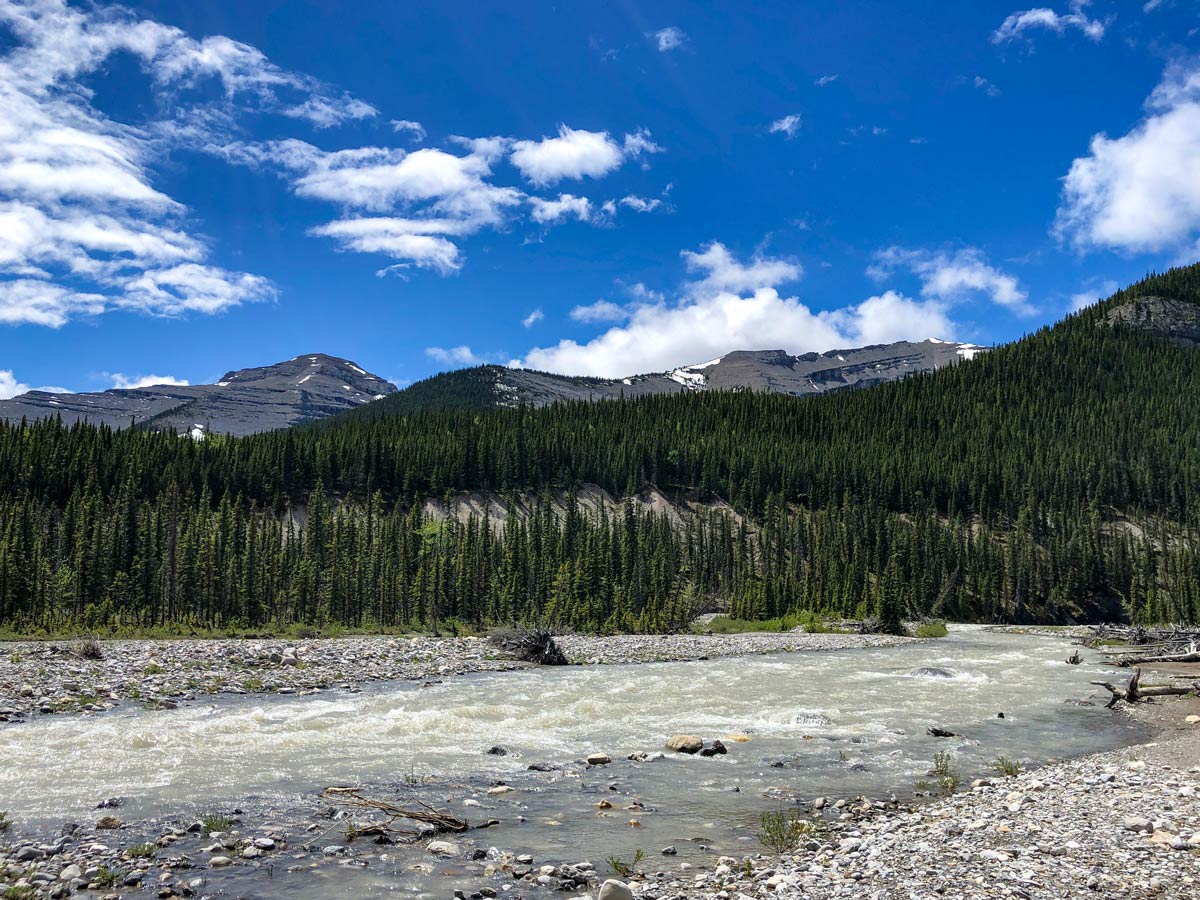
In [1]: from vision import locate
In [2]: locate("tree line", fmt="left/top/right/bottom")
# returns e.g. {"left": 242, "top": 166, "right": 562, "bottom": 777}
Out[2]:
{"left": 2, "top": 266, "right": 1200, "bottom": 633}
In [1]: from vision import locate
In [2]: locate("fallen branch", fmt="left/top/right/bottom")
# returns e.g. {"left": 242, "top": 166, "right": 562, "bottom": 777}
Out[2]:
{"left": 1090, "top": 667, "right": 1200, "bottom": 709}
{"left": 322, "top": 787, "right": 468, "bottom": 843}
{"left": 1117, "top": 650, "right": 1200, "bottom": 667}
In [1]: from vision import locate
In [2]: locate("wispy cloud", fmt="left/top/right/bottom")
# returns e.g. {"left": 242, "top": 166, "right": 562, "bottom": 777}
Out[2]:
{"left": 649, "top": 26, "right": 687, "bottom": 52}
{"left": 814, "top": 74, "right": 838, "bottom": 87}
{"left": 426, "top": 345, "right": 484, "bottom": 366}
{"left": 769, "top": 114, "right": 802, "bottom": 139}
{"left": 868, "top": 246, "right": 1033, "bottom": 315}
{"left": 0, "top": 0, "right": 378, "bottom": 327}
{"left": 522, "top": 308, "right": 544, "bottom": 328}
{"left": 993, "top": 2, "right": 1108, "bottom": 44}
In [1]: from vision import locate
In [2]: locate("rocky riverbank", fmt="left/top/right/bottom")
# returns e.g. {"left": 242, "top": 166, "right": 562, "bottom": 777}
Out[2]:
{"left": 629, "top": 697, "right": 1200, "bottom": 900}
{"left": 0, "top": 631, "right": 912, "bottom": 722}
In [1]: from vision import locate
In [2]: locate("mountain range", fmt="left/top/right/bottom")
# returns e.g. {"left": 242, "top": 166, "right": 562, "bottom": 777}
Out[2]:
{"left": 0, "top": 339, "right": 984, "bottom": 434}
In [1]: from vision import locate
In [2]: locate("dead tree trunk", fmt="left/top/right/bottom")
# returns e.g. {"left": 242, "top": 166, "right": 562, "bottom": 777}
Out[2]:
{"left": 1090, "top": 667, "right": 1200, "bottom": 709}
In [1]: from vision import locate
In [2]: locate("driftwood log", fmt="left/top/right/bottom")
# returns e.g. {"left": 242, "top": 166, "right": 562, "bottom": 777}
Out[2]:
{"left": 323, "top": 787, "right": 468, "bottom": 843}
{"left": 488, "top": 627, "right": 568, "bottom": 665}
{"left": 1090, "top": 668, "right": 1200, "bottom": 709}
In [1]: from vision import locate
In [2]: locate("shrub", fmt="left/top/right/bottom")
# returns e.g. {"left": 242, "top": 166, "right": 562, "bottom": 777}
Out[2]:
{"left": 993, "top": 756, "right": 1023, "bottom": 777}
{"left": 758, "top": 808, "right": 825, "bottom": 854}
{"left": 0, "top": 810, "right": 11, "bottom": 832}
{"left": 606, "top": 849, "right": 645, "bottom": 877}
{"left": 914, "top": 620, "right": 949, "bottom": 638}
{"left": 201, "top": 813, "right": 235, "bottom": 834}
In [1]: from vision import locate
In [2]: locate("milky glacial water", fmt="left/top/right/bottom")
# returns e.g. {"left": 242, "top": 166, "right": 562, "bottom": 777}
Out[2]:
{"left": 0, "top": 627, "right": 1145, "bottom": 897}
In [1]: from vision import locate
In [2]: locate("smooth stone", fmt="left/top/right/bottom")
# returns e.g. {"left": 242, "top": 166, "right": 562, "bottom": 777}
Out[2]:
{"left": 597, "top": 879, "right": 635, "bottom": 900}
{"left": 665, "top": 735, "right": 704, "bottom": 754}
{"left": 427, "top": 840, "right": 460, "bottom": 856}
{"left": 209, "top": 856, "right": 232, "bottom": 868}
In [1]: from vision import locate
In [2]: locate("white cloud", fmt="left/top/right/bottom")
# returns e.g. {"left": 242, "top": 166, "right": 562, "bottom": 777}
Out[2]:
{"left": 650, "top": 27, "right": 687, "bottom": 52}
{"left": 309, "top": 217, "right": 465, "bottom": 274}
{"left": 815, "top": 74, "right": 838, "bottom": 87}
{"left": 109, "top": 373, "right": 189, "bottom": 390}
{"left": 570, "top": 300, "right": 630, "bottom": 323}
{"left": 0, "top": 0, "right": 373, "bottom": 327}
{"left": 974, "top": 76, "right": 1002, "bottom": 97}
{"left": 1056, "top": 59, "right": 1200, "bottom": 254}
{"left": 509, "top": 125, "right": 660, "bottom": 186}
{"left": 618, "top": 195, "right": 661, "bottom": 213}
{"left": 1069, "top": 279, "right": 1119, "bottom": 312}
{"left": 522, "top": 308, "right": 544, "bottom": 328}
{"left": 682, "top": 242, "right": 802, "bottom": 295}
{"left": 868, "top": 246, "right": 1033, "bottom": 314}
{"left": 992, "top": 2, "right": 1107, "bottom": 44}
{"left": 390, "top": 119, "right": 427, "bottom": 142}
{"left": 769, "top": 114, "right": 802, "bottom": 139}
{"left": 512, "top": 242, "right": 955, "bottom": 377}
{"left": 426, "top": 345, "right": 483, "bottom": 366}
{"left": 0, "top": 366, "right": 69, "bottom": 397}
{"left": 0, "top": 369, "right": 29, "bottom": 399}
{"left": 529, "top": 193, "right": 593, "bottom": 224}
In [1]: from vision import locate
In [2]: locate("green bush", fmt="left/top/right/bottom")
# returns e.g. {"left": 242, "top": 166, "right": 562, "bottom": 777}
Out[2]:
{"left": 914, "top": 620, "right": 949, "bottom": 638}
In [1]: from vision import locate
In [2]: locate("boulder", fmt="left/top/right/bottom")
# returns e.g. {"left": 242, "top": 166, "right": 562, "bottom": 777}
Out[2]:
{"left": 699, "top": 740, "right": 728, "bottom": 757}
{"left": 587, "top": 752, "right": 611, "bottom": 766}
{"left": 598, "top": 879, "right": 635, "bottom": 900}
{"left": 665, "top": 735, "right": 703, "bottom": 754}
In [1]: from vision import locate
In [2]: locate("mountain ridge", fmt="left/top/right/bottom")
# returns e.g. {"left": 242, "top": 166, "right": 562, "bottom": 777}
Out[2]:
{"left": 0, "top": 353, "right": 397, "bottom": 437}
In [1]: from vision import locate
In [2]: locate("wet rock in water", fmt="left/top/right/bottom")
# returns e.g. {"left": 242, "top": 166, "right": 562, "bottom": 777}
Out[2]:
{"left": 486, "top": 745, "right": 508, "bottom": 756}
{"left": 487, "top": 785, "right": 515, "bottom": 795}
{"left": 94, "top": 815, "right": 122, "bottom": 829}
{"left": 209, "top": 856, "right": 232, "bottom": 867}
{"left": 598, "top": 878, "right": 635, "bottom": 900}
{"left": 587, "top": 752, "right": 612, "bottom": 765}
{"left": 661, "top": 845, "right": 677, "bottom": 855}
{"left": 527, "top": 762, "right": 556, "bottom": 771}
{"left": 927, "top": 726, "right": 956, "bottom": 738}
{"left": 699, "top": 740, "right": 728, "bottom": 757}
{"left": 665, "top": 735, "right": 703, "bottom": 754}
{"left": 427, "top": 840, "right": 460, "bottom": 856}
{"left": 911, "top": 667, "right": 955, "bottom": 678}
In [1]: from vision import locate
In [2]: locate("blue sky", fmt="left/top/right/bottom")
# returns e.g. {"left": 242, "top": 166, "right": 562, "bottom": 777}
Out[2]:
{"left": 1, "top": 0, "right": 1199, "bottom": 395}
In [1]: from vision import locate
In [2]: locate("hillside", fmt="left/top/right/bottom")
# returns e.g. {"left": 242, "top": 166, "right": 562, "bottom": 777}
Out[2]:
{"left": 354, "top": 338, "right": 983, "bottom": 416}
{"left": 1, "top": 266, "right": 1200, "bottom": 634}
{"left": 0, "top": 354, "right": 397, "bottom": 437}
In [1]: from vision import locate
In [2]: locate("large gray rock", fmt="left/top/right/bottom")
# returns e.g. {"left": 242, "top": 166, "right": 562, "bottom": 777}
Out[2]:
{"left": 597, "top": 879, "right": 635, "bottom": 900}
{"left": 1101, "top": 295, "right": 1200, "bottom": 347}
{"left": 0, "top": 354, "right": 397, "bottom": 437}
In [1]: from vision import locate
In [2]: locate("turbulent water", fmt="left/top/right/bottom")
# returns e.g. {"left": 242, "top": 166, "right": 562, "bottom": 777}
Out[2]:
{"left": 0, "top": 627, "right": 1145, "bottom": 897}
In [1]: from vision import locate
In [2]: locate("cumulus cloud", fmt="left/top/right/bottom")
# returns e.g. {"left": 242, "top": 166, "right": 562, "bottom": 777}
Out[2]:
{"left": 650, "top": 27, "right": 687, "bottom": 52}
{"left": 509, "top": 125, "right": 660, "bottom": 186}
{"left": 0, "top": 0, "right": 379, "bottom": 326}
{"left": 426, "top": 345, "right": 483, "bottom": 366}
{"left": 992, "top": 2, "right": 1107, "bottom": 44}
{"left": 769, "top": 114, "right": 802, "bottom": 139}
{"left": 510, "top": 242, "right": 957, "bottom": 378}
{"left": 868, "top": 246, "right": 1033, "bottom": 315}
{"left": 529, "top": 193, "right": 593, "bottom": 224}
{"left": 0, "top": 369, "right": 29, "bottom": 399}
{"left": 1056, "top": 59, "right": 1200, "bottom": 254}
{"left": 109, "top": 373, "right": 190, "bottom": 390}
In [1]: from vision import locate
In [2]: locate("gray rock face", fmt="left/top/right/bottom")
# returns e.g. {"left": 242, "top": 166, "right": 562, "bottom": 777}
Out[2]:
{"left": 1101, "top": 295, "right": 1200, "bottom": 347}
{"left": 488, "top": 339, "right": 986, "bottom": 408}
{"left": 0, "top": 354, "right": 397, "bottom": 437}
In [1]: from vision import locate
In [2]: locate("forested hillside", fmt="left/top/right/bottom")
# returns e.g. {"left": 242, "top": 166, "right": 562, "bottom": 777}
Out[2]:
{"left": 2, "top": 267, "right": 1200, "bottom": 634}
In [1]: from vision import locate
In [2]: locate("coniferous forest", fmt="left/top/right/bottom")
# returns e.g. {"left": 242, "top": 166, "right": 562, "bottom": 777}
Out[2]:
{"left": 3, "top": 267, "right": 1200, "bottom": 634}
